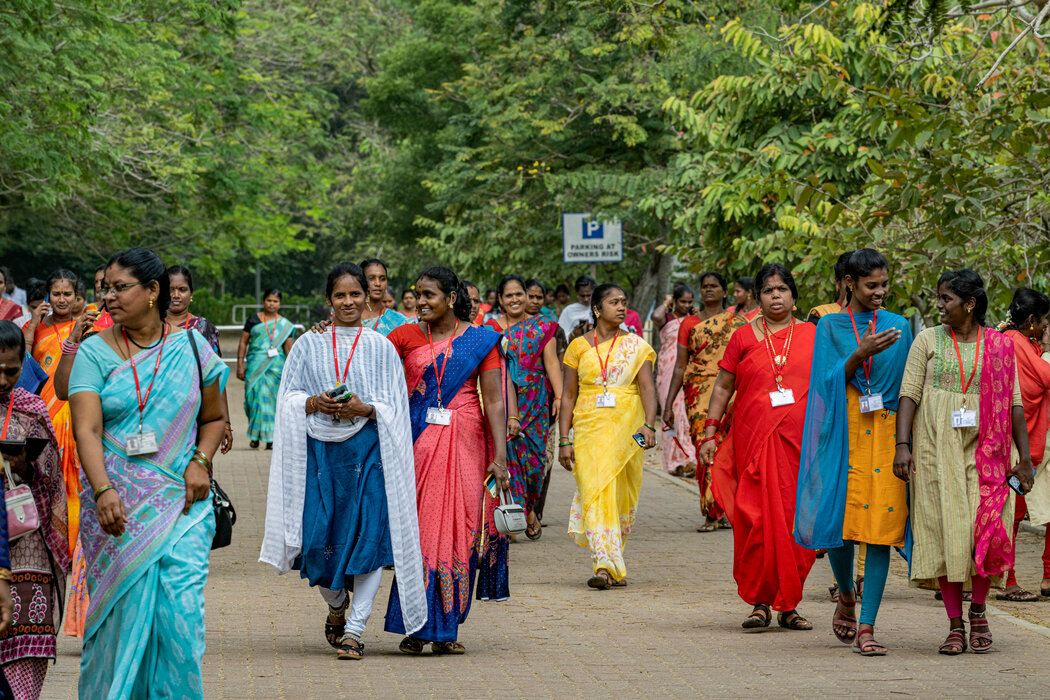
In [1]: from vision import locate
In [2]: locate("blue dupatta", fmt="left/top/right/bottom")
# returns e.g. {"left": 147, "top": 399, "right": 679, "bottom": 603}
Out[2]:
{"left": 408, "top": 326, "right": 501, "bottom": 441}
{"left": 795, "top": 310, "right": 912, "bottom": 549}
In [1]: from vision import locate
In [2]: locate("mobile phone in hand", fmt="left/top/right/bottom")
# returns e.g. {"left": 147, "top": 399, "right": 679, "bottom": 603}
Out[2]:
{"left": 327, "top": 384, "right": 351, "bottom": 403}
{"left": 1008, "top": 474, "right": 1026, "bottom": 496}
{"left": 632, "top": 432, "right": 646, "bottom": 448}
{"left": 483, "top": 472, "right": 499, "bottom": 497}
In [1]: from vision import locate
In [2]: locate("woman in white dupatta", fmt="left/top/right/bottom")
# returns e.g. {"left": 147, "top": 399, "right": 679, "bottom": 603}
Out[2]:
{"left": 260, "top": 263, "right": 426, "bottom": 660}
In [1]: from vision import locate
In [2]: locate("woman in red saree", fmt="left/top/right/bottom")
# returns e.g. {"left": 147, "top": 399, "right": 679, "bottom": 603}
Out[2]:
{"left": 384, "top": 267, "right": 510, "bottom": 655}
{"left": 999, "top": 288, "right": 1050, "bottom": 602}
{"left": 699, "top": 263, "right": 817, "bottom": 631}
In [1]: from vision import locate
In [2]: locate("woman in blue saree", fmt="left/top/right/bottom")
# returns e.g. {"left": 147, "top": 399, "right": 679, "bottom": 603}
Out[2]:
{"left": 237, "top": 289, "right": 295, "bottom": 448}
{"left": 384, "top": 267, "right": 510, "bottom": 655}
{"left": 69, "top": 248, "right": 228, "bottom": 699}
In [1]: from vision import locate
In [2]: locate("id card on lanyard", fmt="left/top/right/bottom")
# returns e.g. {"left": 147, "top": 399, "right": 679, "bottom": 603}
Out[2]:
{"left": 331, "top": 326, "right": 363, "bottom": 424}
{"left": 950, "top": 327, "right": 981, "bottom": 429}
{"left": 264, "top": 315, "right": 280, "bottom": 357}
{"left": 847, "top": 307, "right": 884, "bottom": 413}
{"left": 123, "top": 325, "right": 168, "bottom": 456}
{"left": 593, "top": 329, "right": 620, "bottom": 408}
{"left": 425, "top": 320, "right": 458, "bottom": 426}
{"left": 762, "top": 318, "right": 796, "bottom": 407}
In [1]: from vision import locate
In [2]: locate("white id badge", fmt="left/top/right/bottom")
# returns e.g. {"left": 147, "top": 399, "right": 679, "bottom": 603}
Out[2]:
{"left": 596, "top": 392, "right": 616, "bottom": 408}
{"left": 952, "top": 408, "right": 977, "bottom": 428}
{"left": 126, "top": 431, "right": 159, "bottom": 456}
{"left": 859, "top": 393, "right": 884, "bottom": 413}
{"left": 267, "top": 347, "right": 279, "bottom": 358}
{"left": 426, "top": 407, "right": 452, "bottom": 425}
{"left": 769, "top": 388, "right": 796, "bottom": 407}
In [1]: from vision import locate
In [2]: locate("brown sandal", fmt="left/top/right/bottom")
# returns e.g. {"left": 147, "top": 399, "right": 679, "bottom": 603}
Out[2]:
{"left": 852, "top": 629, "right": 887, "bottom": 656}
{"left": 431, "top": 640, "right": 466, "bottom": 655}
{"left": 588, "top": 570, "right": 612, "bottom": 590}
{"left": 968, "top": 608, "right": 993, "bottom": 653}
{"left": 399, "top": 636, "right": 426, "bottom": 655}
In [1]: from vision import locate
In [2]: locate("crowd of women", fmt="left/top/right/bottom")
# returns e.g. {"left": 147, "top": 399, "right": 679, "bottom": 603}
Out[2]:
{"left": 1, "top": 244, "right": 1049, "bottom": 697}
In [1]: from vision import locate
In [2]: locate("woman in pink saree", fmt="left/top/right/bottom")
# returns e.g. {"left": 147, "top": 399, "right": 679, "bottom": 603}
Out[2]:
{"left": 384, "top": 267, "right": 510, "bottom": 655}
{"left": 651, "top": 285, "right": 696, "bottom": 476}
{"left": 894, "top": 270, "right": 1034, "bottom": 655}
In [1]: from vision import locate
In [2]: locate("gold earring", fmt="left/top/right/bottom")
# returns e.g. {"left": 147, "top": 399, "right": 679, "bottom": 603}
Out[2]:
{"left": 149, "top": 298, "right": 155, "bottom": 309}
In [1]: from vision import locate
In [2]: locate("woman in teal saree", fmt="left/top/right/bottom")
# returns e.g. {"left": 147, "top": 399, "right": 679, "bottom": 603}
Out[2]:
{"left": 237, "top": 289, "right": 295, "bottom": 448}
{"left": 69, "top": 248, "right": 229, "bottom": 699}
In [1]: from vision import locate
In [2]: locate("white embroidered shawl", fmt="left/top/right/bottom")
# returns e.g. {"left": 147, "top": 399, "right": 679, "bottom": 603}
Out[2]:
{"left": 259, "top": 326, "right": 426, "bottom": 634}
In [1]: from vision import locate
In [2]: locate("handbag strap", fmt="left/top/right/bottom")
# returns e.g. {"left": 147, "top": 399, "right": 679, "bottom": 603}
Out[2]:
{"left": 187, "top": 329, "right": 204, "bottom": 393}
{"left": 2, "top": 455, "right": 15, "bottom": 488}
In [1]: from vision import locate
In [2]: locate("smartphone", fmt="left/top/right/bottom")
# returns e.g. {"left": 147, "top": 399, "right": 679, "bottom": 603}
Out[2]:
{"left": 632, "top": 432, "right": 647, "bottom": 448}
{"left": 327, "top": 384, "right": 352, "bottom": 403}
{"left": 1008, "top": 474, "right": 1026, "bottom": 496}
{"left": 44, "top": 293, "right": 50, "bottom": 305}
{"left": 483, "top": 472, "right": 499, "bottom": 498}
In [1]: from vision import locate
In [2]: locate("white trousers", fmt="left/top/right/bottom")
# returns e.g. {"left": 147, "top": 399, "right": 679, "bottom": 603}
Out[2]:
{"left": 319, "top": 568, "right": 384, "bottom": 637}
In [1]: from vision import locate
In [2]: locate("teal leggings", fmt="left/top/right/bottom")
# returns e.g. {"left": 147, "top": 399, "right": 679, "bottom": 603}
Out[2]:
{"left": 827, "top": 543, "right": 889, "bottom": 626}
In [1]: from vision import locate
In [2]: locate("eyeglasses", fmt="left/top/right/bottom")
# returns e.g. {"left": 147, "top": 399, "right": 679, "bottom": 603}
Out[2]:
{"left": 99, "top": 281, "right": 145, "bottom": 297}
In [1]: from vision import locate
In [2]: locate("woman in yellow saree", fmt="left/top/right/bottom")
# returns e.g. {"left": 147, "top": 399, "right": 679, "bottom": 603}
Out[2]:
{"left": 559, "top": 284, "right": 658, "bottom": 589}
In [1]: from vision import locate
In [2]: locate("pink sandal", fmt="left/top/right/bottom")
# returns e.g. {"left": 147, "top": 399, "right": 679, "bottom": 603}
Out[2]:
{"left": 938, "top": 627, "right": 967, "bottom": 655}
{"left": 832, "top": 600, "right": 857, "bottom": 644}
{"left": 852, "top": 629, "right": 887, "bottom": 656}
{"left": 968, "top": 609, "right": 993, "bottom": 653}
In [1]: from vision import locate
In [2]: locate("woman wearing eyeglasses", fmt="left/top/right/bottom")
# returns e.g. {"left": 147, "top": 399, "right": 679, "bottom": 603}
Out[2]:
{"left": 69, "top": 247, "right": 228, "bottom": 697}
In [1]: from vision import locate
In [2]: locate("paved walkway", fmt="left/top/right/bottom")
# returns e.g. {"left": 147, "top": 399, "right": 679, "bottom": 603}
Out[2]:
{"left": 40, "top": 380, "right": 1050, "bottom": 698}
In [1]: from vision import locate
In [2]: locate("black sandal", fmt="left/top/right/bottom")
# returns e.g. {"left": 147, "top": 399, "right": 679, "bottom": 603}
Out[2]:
{"left": 742, "top": 604, "right": 771, "bottom": 629}
{"left": 336, "top": 635, "right": 364, "bottom": 660}
{"left": 399, "top": 636, "right": 426, "bottom": 655}
{"left": 325, "top": 600, "right": 349, "bottom": 649}
{"left": 777, "top": 609, "right": 813, "bottom": 631}
{"left": 431, "top": 640, "right": 466, "bottom": 655}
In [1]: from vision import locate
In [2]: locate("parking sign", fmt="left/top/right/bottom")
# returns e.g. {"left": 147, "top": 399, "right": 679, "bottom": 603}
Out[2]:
{"left": 562, "top": 213, "right": 623, "bottom": 263}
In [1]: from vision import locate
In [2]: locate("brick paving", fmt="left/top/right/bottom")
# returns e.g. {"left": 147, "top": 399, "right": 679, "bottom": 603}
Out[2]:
{"left": 39, "top": 380, "right": 1050, "bottom": 698}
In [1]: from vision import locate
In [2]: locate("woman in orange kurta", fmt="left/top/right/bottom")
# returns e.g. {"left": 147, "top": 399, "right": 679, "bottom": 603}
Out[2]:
{"left": 699, "top": 263, "right": 817, "bottom": 631}
{"left": 1001, "top": 288, "right": 1050, "bottom": 601}
{"left": 22, "top": 269, "right": 89, "bottom": 637}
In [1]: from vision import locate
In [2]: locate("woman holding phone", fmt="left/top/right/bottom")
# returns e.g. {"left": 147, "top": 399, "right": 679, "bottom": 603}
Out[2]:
{"left": 559, "top": 283, "right": 657, "bottom": 589}
{"left": 894, "top": 270, "right": 1032, "bottom": 654}
{"left": 261, "top": 263, "right": 425, "bottom": 661}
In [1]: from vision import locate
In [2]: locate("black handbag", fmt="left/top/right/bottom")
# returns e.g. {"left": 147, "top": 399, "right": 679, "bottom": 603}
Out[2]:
{"left": 187, "top": 330, "right": 237, "bottom": 549}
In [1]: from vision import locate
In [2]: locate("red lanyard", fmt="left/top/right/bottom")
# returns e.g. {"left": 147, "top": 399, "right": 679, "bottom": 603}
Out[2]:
{"left": 179, "top": 314, "right": 194, "bottom": 330}
{"left": 122, "top": 325, "right": 168, "bottom": 429}
{"left": 761, "top": 317, "right": 795, "bottom": 389}
{"left": 332, "top": 326, "right": 363, "bottom": 384}
{"left": 372, "top": 314, "right": 383, "bottom": 331}
{"left": 426, "top": 319, "right": 459, "bottom": 408}
{"left": 593, "top": 329, "right": 620, "bottom": 389}
{"left": 1, "top": 394, "right": 13, "bottom": 439}
{"left": 847, "top": 306, "right": 876, "bottom": 394}
{"left": 950, "top": 327, "right": 981, "bottom": 406}
{"left": 263, "top": 315, "right": 279, "bottom": 345}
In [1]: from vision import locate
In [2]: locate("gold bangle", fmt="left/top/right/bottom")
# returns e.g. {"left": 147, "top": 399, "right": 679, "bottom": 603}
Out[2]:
{"left": 0, "top": 568, "right": 12, "bottom": 582}
{"left": 93, "top": 484, "right": 115, "bottom": 502}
